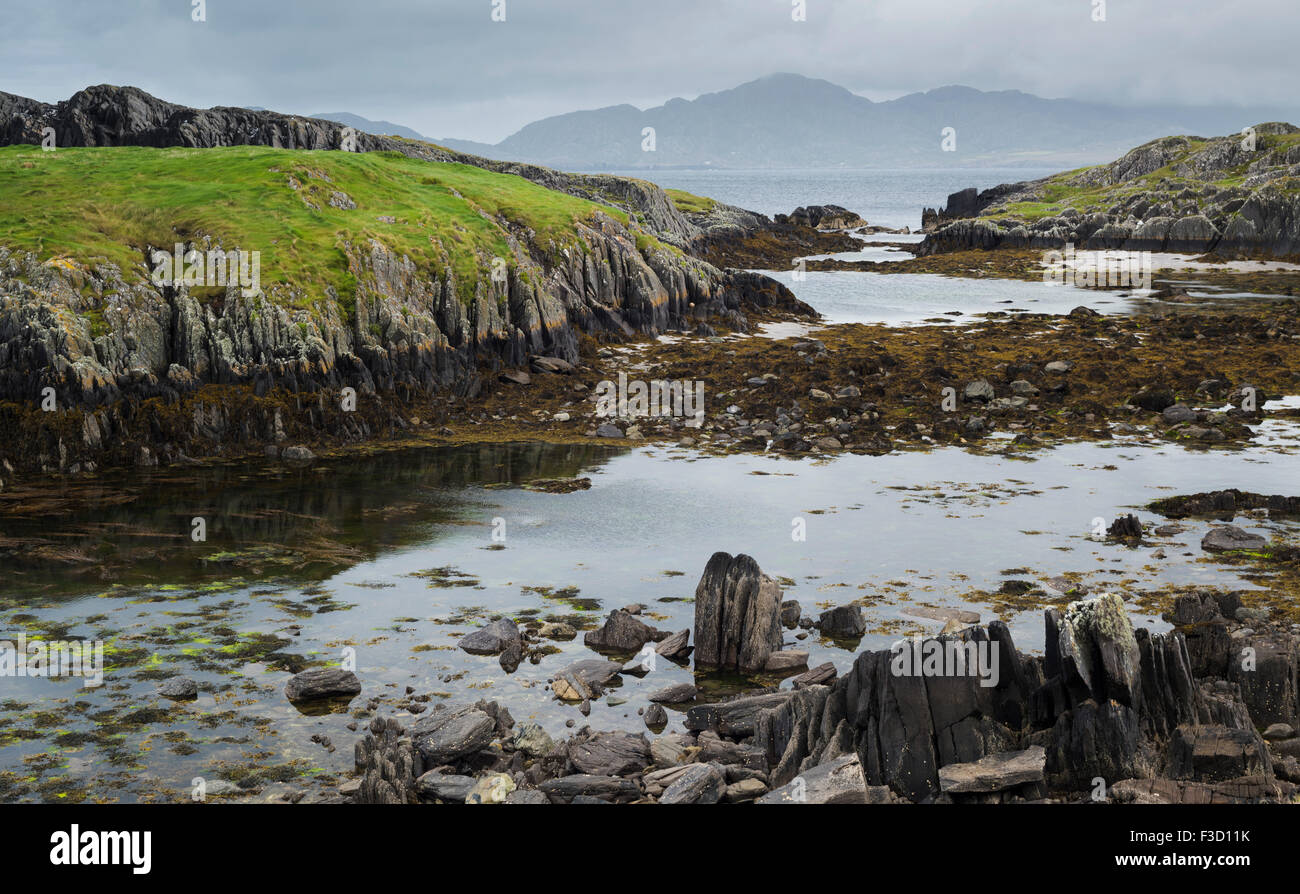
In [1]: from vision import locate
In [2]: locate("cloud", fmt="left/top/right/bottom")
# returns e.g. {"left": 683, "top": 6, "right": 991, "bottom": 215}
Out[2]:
{"left": 2, "top": 0, "right": 1296, "bottom": 142}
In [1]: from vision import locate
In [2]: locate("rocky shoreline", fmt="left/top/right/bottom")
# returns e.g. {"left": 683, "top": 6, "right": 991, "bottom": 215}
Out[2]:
{"left": 336, "top": 551, "right": 1300, "bottom": 804}
{"left": 918, "top": 124, "right": 1300, "bottom": 259}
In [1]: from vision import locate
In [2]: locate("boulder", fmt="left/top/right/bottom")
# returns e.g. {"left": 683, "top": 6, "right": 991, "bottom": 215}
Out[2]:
{"left": 458, "top": 617, "right": 520, "bottom": 656}
{"left": 584, "top": 609, "right": 659, "bottom": 653}
{"left": 408, "top": 704, "right": 497, "bottom": 764}
{"left": 818, "top": 605, "right": 866, "bottom": 638}
{"left": 158, "top": 677, "right": 198, "bottom": 699}
{"left": 1201, "top": 525, "right": 1267, "bottom": 552}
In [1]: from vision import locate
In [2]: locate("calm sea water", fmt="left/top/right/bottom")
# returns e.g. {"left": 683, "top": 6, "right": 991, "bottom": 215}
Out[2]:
{"left": 604, "top": 167, "right": 1060, "bottom": 230}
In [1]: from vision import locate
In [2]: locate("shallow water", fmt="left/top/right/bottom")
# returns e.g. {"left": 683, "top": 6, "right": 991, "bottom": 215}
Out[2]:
{"left": 2, "top": 435, "right": 1296, "bottom": 801}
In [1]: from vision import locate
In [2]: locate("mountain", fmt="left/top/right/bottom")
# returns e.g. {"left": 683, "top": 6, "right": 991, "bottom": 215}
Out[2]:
{"left": 447, "top": 73, "right": 1300, "bottom": 171}
{"left": 309, "top": 111, "right": 427, "bottom": 142}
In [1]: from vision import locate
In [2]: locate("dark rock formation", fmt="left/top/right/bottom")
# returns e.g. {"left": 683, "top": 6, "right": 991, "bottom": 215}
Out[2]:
{"left": 692, "top": 552, "right": 784, "bottom": 674}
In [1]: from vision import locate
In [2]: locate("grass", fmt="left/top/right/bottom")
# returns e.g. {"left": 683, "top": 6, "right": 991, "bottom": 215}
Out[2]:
{"left": 0, "top": 144, "right": 632, "bottom": 310}
{"left": 664, "top": 187, "right": 716, "bottom": 215}
{"left": 989, "top": 131, "right": 1300, "bottom": 223}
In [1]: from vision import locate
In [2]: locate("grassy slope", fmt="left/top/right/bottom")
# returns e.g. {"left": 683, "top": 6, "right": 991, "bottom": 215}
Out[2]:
{"left": 0, "top": 144, "right": 633, "bottom": 309}
{"left": 990, "top": 132, "right": 1300, "bottom": 223}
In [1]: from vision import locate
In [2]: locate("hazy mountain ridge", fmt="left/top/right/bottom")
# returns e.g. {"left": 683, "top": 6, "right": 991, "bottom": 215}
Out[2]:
{"left": 432, "top": 74, "right": 1300, "bottom": 171}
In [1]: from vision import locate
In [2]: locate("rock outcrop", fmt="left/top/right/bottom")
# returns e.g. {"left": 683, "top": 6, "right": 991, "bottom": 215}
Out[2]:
{"left": 692, "top": 552, "right": 785, "bottom": 674}
{"left": 919, "top": 124, "right": 1300, "bottom": 257}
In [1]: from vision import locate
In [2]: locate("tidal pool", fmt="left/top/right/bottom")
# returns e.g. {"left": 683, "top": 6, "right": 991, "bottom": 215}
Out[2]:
{"left": 1, "top": 436, "right": 1296, "bottom": 802}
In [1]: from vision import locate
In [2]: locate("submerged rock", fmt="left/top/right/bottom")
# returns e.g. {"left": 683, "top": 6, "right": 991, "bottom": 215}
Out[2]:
{"left": 283, "top": 668, "right": 361, "bottom": 702}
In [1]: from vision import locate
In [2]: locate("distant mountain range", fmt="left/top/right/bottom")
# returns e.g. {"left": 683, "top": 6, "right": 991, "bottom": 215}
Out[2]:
{"left": 318, "top": 74, "right": 1300, "bottom": 171}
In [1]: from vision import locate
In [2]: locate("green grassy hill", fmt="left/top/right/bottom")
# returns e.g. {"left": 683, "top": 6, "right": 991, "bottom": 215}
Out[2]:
{"left": 0, "top": 144, "right": 638, "bottom": 308}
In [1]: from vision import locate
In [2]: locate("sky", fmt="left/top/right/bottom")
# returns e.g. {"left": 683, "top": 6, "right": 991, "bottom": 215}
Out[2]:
{"left": 3, "top": 0, "right": 1297, "bottom": 143}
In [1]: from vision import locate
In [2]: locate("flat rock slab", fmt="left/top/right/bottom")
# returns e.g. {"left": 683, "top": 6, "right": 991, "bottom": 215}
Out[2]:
{"left": 284, "top": 668, "right": 361, "bottom": 702}
{"left": 1202, "top": 525, "right": 1267, "bottom": 552}
{"left": 938, "top": 746, "right": 1046, "bottom": 794}
{"left": 648, "top": 682, "right": 698, "bottom": 704}
{"left": 902, "top": 606, "right": 980, "bottom": 625}
{"left": 764, "top": 650, "right": 809, "bottom": 672}
{"left": 792, "top": 662, "right": 837, "bottom": 689}
{"left": 757, "top": 755, "right": 890, "bottom": 804}
{"left": 538, "top": 774, "right": 640, "bottom": 804}
{"left": 568, "top": 730, "right": 652, "bottom": 777}
{"left": 408, "top": 705, "right": 497, "bottom": 764}
{"left": 458, "top": 617, "right": 520, "bottom": 655}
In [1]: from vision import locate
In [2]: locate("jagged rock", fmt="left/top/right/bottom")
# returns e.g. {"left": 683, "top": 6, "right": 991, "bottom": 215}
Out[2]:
{"left": 685, "top": 692, "right": 794, "bottom": 738}
{"left": 652, "top": 628, "right": 691, "bottom": 660}
{"left": 938, "top": 746, "right": 1046, "bottom": 794}
{"left": 283, "top": 668, "right": 361, "bottom": 702}
{"left": 458, "top": 617, "right": 520, "bottom": 656}
{"left": 963, "top": 379, "right": 995, "bottom": 402}
{"left": 644, "top": 704, "right": 667, "bottom": 729}
{"left": 584, "top": 609, "right": 659, "bottom": 652}
{"left": 693, "top": 552, "right": 784, "bottom": 673}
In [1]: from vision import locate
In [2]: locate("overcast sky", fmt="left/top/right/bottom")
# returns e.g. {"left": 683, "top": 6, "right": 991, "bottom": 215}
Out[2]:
{"left": 3, "top": 0, "right": 1297, "bottom": 143}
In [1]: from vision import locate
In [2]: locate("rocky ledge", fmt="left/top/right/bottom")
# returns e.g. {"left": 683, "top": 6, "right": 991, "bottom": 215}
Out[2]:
{"left": 920, "top": 123, "right": 1300, "bottom": 258}
{"left": 340, "top": 552, "right": 1300, "bottom": 804}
